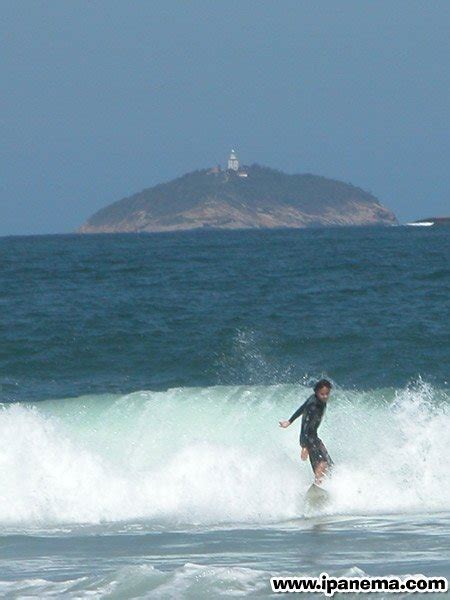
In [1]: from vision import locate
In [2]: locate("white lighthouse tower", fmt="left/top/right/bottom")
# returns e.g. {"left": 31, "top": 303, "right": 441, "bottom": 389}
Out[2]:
{"left": 227, "top": 149, "right": 239, "bottom": 171}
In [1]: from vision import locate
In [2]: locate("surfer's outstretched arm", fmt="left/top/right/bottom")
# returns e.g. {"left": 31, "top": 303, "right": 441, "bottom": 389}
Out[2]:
{"left": 279, "top": 399, "right": 309, "bottom": 428}
{"left": 288, "top": 400, "right": 308, "bottom": 423}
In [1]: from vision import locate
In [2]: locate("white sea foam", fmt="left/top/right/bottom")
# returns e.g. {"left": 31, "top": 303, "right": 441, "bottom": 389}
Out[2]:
{"left": 0, "top": 382, "right": 448, "bottom": 527}
{"left": 0, "top": 563, "right": 271, "bottom": 599}
{"left": 0, "top": 563, "right": 433, "bottom": 599}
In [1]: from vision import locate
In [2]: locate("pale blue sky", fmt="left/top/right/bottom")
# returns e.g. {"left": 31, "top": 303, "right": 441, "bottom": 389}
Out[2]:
{"left": 2, "top": 1, "right": 450, "bottom": 235}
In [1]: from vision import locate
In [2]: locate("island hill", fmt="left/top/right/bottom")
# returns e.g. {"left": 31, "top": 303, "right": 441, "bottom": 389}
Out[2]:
{"left": 78, "top": 152, "right": 397, "bottom": 233}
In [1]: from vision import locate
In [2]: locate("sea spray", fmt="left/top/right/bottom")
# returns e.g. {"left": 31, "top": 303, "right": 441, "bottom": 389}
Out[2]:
{"left": 0, "top": 382, "right": 449, "bottom": 527}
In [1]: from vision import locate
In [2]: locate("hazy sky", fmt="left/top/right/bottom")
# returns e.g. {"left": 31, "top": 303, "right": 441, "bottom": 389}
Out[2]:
{"left": 2, "top": 1, "right": 450, "bottom": 235}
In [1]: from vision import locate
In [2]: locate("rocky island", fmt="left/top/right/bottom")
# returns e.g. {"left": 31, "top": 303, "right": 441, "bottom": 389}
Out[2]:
{"left": 78, "top": 155, "right": 397, "bottom": 233}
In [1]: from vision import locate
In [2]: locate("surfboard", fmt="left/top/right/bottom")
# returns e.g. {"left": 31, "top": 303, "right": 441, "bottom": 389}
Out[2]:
{"left": 305, "top": 483, "right": 329, "bottom": 509}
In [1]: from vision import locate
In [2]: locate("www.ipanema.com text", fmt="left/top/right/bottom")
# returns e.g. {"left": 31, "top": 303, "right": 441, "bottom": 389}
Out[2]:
{"left": 270, "top": 573, "right": 448, "bottom": 595}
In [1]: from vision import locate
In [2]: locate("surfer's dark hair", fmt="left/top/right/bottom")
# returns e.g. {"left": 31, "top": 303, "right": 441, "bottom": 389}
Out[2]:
{"left": 314, "top": 379, "right": 332, "bottom": 392}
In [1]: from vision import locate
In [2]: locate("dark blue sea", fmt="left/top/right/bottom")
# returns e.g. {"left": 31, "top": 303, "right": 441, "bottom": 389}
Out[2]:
{"left": 0, "top": 227, "right": 449, "bottom": 598}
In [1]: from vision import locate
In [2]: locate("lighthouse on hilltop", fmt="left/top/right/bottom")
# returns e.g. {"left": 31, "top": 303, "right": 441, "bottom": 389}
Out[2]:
{"left": 227, "top": 149, "right": 248, "bottom": 177}
{"left": 227, "top": 149, "right": 239, "bottom": 171}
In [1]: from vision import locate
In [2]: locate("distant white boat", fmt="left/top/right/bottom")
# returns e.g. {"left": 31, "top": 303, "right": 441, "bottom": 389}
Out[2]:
{"left": 406, "top": 221, "right": 434, "bottom": 227}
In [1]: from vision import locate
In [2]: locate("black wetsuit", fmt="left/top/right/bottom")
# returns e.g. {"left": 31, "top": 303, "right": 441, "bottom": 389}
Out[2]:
{"left": 289, "top": 394, "right": 333, "bottom": 472}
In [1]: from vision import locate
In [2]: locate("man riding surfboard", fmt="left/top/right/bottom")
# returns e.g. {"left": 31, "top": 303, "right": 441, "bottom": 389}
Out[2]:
{"left": 279, "top": 379, "right": 333, "bottom": 485}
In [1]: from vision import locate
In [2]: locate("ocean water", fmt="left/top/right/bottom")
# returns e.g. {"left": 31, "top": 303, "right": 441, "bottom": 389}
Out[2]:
{"left": 0, "top": 227, "right": 449, "bottom": 598}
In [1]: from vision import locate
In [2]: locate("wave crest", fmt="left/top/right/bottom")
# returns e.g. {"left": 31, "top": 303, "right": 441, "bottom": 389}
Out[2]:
{"left": 0, "top": 382, "right": 448, "bottom": 527}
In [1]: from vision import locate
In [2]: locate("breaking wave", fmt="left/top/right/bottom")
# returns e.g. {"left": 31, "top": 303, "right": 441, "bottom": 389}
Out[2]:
{"left": 0, "top": 382, "right": 449, "bottom": 527}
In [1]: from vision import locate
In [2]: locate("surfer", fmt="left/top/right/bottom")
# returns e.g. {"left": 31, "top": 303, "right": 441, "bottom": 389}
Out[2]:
{"left": 279, "top": 379, "right": 333, "bottom": 484}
